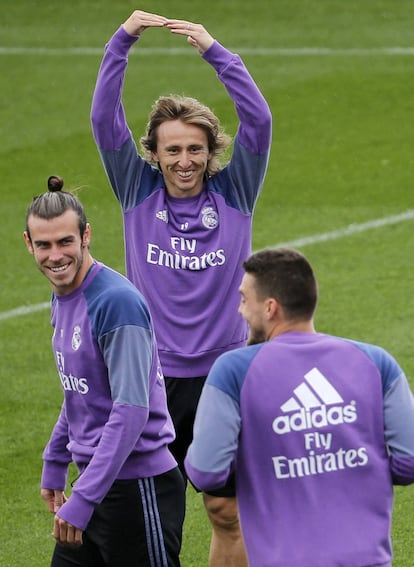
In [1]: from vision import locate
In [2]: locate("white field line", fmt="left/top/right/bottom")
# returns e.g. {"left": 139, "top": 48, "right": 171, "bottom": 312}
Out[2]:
{"left": 276, "top": 209, "right": 414, "bottom": 248}
{"left": 0, "top": 301, "right": 50, "bottom": 322}
{"left": 2, "top": 209, "right": 414, "bottom": 323}
{"left": 1, "top": 46, "right": 414, "bottom": 56}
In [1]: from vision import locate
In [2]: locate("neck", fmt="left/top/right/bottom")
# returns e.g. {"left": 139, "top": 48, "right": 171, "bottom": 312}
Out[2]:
{"left": 267, "top": 319, "right": 315, "bottom": 341}
{"left": 82, "top": 253, "right": 95, "bottom": 276}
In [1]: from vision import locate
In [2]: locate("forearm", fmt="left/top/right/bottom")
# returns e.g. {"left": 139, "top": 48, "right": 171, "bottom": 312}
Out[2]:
{"left": 184, "top": 384, "right": 239, "bottom": 491}
{"left": 41, "top": 407, "right": 72, "bottom": 490}
{"left": 56, "top": 403, "right": 148, "bottom": 530}
{"left": 384, "top": 374, "right": 414, "bottom": 484}
{"left": 91, "top": 26, "right": 138, "bottom": 151}
{"left": 203, "top": 41, "right": 272, "bottom": 154}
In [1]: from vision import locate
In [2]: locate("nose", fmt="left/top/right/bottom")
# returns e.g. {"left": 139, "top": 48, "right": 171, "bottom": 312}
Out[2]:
{"left": 48, "top": 246, "right": 64, "bottom": 262}
{"left": 177, "top": 151, "right": 192, "bottom": 168}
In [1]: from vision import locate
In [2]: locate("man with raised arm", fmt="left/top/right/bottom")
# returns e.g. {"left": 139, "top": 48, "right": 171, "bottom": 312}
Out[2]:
{"left": 91, "top": 9, "right": 272, "bottom": 566}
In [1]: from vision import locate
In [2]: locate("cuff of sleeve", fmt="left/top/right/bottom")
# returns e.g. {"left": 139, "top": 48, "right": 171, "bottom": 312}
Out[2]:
{"left": 56, "top": 492, "right": 95, "bottom": 532}
{"left": 41, "top": 461, "right": 69, "bottom": 491}
{"left": 107, "top": 25, "right": 140, "bottom": 56}
{"left": 202, "top": 40, "right": 234, "bottom": 69}
{"left": 390, "top": 454, "right": 414, "bottom": 485}
{"left": 184, "top": 457, "right": 229, "bottom": 492}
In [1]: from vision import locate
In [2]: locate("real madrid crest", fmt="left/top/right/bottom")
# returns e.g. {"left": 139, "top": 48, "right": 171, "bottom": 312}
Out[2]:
{"left": 201, "top": 206, "right": 219, "bottom": 230}
{"left": 72, "top": 325, "right": 82, "bottom": 351}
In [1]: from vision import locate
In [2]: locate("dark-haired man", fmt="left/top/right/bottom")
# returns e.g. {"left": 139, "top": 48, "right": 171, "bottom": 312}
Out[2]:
{"left": 186, "top": 247, "right": 414, "bottom": 566}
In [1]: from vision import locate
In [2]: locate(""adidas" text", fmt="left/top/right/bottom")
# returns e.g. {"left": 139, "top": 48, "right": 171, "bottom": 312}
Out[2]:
{"left": 272, "top": 402, "right": 357, "bottom": 435}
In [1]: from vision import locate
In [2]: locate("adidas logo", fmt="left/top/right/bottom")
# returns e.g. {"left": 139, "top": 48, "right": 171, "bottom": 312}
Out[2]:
{"left": 156, "top": 209, "right": 168, "bottom": 223}
{"left": 272, "top": 367, "right": 357, "bottom": 435}
{"left": 281, "top": 367, "right": 343, "bottom": 411}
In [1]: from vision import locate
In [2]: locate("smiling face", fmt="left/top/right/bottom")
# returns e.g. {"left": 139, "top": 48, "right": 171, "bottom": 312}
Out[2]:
{"left": 152, "top": 119, "right": 212, "bottom": 198}
{"left": 24, "top": 209, "right": 92, "bottom": 296}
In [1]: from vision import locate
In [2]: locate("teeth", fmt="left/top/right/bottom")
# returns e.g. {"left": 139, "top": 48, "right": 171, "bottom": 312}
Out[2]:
{"left": 51, "top": 264, "right": 69, "bottom": 272}
{"left": 177, "top": 171, "right": 192, "bottom": 178}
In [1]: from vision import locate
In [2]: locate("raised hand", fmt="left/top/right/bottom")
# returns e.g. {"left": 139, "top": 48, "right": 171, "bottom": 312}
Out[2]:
{"left": 165, "top": 19, "right": 215, "bottom": 54}
{"left": 123, "top": 10, "right": 168, "bottom": 37}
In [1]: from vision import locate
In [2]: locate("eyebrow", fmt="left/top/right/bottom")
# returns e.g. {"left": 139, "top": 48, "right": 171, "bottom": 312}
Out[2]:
{"left": 165, "top": 143, "right": 205, "bottom": 150}
{"left": 33, "top": 235, "right": 76, "bottom": 246}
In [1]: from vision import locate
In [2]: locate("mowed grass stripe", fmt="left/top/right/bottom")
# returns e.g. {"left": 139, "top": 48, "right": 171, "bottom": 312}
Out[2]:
{"left": 1, "top": 46, "right": 414, "bottom": 56}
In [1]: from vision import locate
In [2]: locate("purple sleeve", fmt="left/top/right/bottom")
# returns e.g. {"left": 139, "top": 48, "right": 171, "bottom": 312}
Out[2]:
{"left": 390, "top": 455, "right": 414, "bottom": 485}
{"left": 55, "top": 403, "right": 149, "bottom": 530}
{"left": 351, "top": 340, "right": 414, "bottom": 485}
{"left": 202, "top": 41, "right": 272, "bottom": 211}
{"left": 91, "top": 30, "right": 272, "bottom": 156}
{"left": 41, "top": 403, "right": 72, "bottom": 490}
{"left": 184, "top": 460, "right": 230, "bottom": 492}
{"left": 383, "top": 374, "right": 414, "bottom": 484}
{"left": 202, "top": 41, "right": 272, "bottom": 154}
{"left": 184, "top": 382, "right": 241, "bottom": 491}
{"left": 91, "top": 26, "right": 139, "bottom": 151}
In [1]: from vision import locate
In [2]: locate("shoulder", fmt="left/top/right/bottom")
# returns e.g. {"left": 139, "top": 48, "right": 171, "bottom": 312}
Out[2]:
{"left": 85, "top": 264, "right": 152, "bottom": 334}
{"left": 207, "top": 344, "right": 264, "bottom": 397}
{"left": 87, "top": 263, "right": 138, "bottom": 297}
{"left": 337, "top": 336, "right": 403, "bottom": 390}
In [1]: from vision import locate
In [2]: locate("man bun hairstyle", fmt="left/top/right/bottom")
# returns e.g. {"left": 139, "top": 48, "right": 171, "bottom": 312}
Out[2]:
{"left": 25, "top": 175, "right": 88, "bottom": 240}
{"left": 47, "top": 175, "right": 65, "bottom": 192}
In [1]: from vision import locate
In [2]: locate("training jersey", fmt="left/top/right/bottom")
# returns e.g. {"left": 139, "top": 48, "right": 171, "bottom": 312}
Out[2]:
{"left": 91, "top": 27, "right": 272, "bottom": 377}
{"left": 41, "top": 262, "right": 176, "bottom": 531}
{"left": 185, "top": 331, "right": 414, "bottom": 567}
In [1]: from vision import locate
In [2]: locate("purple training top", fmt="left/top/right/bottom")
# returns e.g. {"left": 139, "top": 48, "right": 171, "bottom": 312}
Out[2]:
{"left": 91, "top": 26, "right": 272, "bottom": 377}
{"left": 41, "top": 262, "right": 176, "bottom": 530}
{"left": 185, "top": 331, "right": 414, "bottom": 566}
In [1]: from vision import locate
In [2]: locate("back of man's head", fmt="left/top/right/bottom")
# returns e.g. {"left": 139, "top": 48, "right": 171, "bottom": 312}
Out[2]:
{"left": 243, "top": 247, "right": 318, "bottom": 321}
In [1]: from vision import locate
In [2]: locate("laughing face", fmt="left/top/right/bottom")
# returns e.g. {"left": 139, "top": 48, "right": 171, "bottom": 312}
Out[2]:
{"left": 24, "top": 209, "right": 92, "bottom": 296}
{"left": 152, "top": 119, "right": 212, "bottom": 198}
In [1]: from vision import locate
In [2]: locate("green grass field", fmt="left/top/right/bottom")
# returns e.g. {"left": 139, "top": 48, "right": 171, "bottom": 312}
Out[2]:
{"left": 1, "top": 1, "right": 414, "bottom": 565}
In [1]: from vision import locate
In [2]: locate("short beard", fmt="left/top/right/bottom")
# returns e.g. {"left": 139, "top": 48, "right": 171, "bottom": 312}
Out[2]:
{"left": 247, "top": 329, "right": 267, "bottom": 346}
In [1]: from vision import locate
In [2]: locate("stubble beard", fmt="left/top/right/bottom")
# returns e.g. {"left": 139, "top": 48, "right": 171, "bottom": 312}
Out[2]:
{"left": 246, "top": 327, "right": 267, "bottom": 346}
{"left": 44, "top": 250, "right": 84, "bottom": 295}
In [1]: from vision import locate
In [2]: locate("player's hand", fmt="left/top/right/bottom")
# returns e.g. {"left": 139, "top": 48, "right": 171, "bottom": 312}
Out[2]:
{"left": 41, "top": 488, "right": 67, "bottom": 514}
{"left": 53, "top": 515, "right": 83, "bottom": 547}
{"left": 123, "top": 10, "right": 167, "bottom": 37}
{"left": 165, "top": 20, "right": 215, "bottom": 54}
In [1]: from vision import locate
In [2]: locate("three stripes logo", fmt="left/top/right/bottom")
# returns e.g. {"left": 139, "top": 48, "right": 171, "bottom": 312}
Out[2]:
{"left": 280, "top": 367, "right": 343, "bottom": 411}
{"left": 272, "top": 367, "right": 357, "bottom": 435}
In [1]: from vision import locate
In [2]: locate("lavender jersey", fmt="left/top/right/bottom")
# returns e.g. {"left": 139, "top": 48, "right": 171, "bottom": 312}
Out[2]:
{"left": 185, "top": 332, "right": 414, "bottom": 567}
{"left": 91, "top": 27, "right": 272, "bottom": 377}
{"left": 41, "top": 262, "right": 176, "bottom": 530}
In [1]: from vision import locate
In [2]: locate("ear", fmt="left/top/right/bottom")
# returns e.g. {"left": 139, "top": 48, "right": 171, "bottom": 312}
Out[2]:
{"left": 264, "top": 298, "right": 279, "bottom": 321}
{"left": 23, "top": 231, "right": 34, "bottom": 254}
{"left": 82, "top": 223, "right": 91, "bottom": 248}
